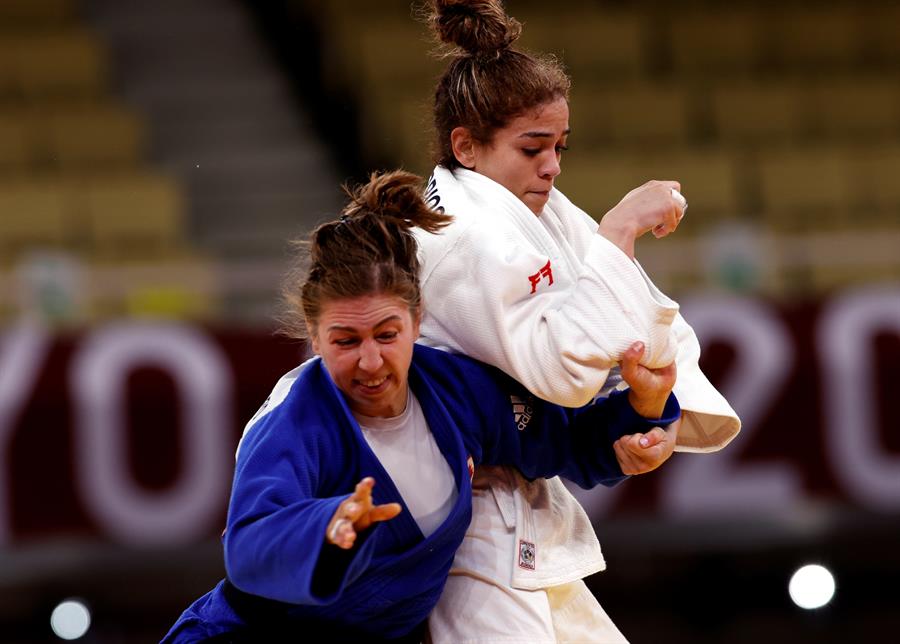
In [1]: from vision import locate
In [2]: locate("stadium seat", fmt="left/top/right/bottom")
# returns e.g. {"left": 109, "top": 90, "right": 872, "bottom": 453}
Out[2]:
{"left": 569, "top": 83, "right": 692, "bottom": 147}
{"left": 79, "top": 173, "right": 187, "bottom": 259}
{"left": 667, "top": 8, "right": 764, "bottom": 76}
{"left": 1, "top": 30, "right": 107, "bottom": 100}
{"left": 557, "top": 148, "right": 741, "bottom": 230}
{"left": 0, "top": 0, "right": 73, "bottom": 26}
{"left": 41, "top": 103, "right": 145, "bottom": 170}
{"left": 812, "top": 79, "right": 900, "bottom": 140}
{"left": 842, "top": 144, "right": 900, "bottom": 219}
{"left": 756, "top": 147, "right": 853, "bottom": 231}
{"left": 710, "top": 82, "right": 812, "bottom": 143}
{"left": 763, "top": 6, "right": 864, "bottom": 71}
{"left": 0, "top": 111, "right": 34, "bottom": 171}
{"left": 518, "top": 8, "right": 648, "bottom": 79}
{"left": 0, "top": 178, "right": 72, "bottom": 257}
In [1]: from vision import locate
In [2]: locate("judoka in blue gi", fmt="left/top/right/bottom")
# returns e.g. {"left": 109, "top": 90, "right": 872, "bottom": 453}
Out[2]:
{"left": 161, "top": 170, "right": 680, "bottom": 643}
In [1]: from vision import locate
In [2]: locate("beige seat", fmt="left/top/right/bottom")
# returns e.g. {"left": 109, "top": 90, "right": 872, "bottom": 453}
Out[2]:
{"left": 667, "top": 8, "right": 764, "bottom": 76}
{"left": 2, "top": 30, "right": 106, "bottom": 100}
{"left": 0, "top": 111, "right": 34, "bottom": 171}
{"left": 570, "top": 83, "right": 692, "bottom": 147}
{"left": 41, "top": 103, "right": 145, "bottom": 171}
{"left": 864, "top": 5, "right": 900, "bottom": 67}
{"left": 79, "top": 173, "right": 187, "bottom": 259}
{"left": 557, "top": 149, "right": 740, "bottom": 230}
{"left": 842, "top": 144, "right": 900, "bottom": 222}
{"left": 363, "top": 90, "right": 434, "bottom": 174}
{"left": 518, "top": 8, "right": 648, "bottom": 79}
{"left": 322, "top": 16, "right": 437, "bottom": 96}
{"left": 756, "top": 147, "right": 853, "bottom": 232}
{"left": 0, "top": 0, "right": 73, "bottom": 25}
{"left": 710, "top": 82, "right": 812, "bottom": 143}
{"left": 812, "top": 79, "right": 900, "bottom": 140}
{"left": 0, "top": 179, "right": 73, "bottom": 258}
{"left": 763, "top": 6, "right": 864, "bottom": 71}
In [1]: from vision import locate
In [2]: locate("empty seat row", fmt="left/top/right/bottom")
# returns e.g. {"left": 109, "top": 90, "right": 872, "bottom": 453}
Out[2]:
{"left": 0, "top": 172, "right": 187, "bottom": 261}
{"left": 0, "top": 0, "right": 74, "bottom": 28}
{"left": 0, "top": 29, "right": 107, "bottom": 100}
{"left": 557, "top": 144, "right": 900, "bottom": 233}
{"left": 0, "top": 102, "right": 144, "bottom": 172}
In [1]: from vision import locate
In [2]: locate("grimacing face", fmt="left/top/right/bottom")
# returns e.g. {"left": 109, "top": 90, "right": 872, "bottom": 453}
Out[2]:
{"left": 467, "top": 97, "right": 570, "bottom": 215}
{"left": 311, "top": 294, "right": 420, "bottom": 418}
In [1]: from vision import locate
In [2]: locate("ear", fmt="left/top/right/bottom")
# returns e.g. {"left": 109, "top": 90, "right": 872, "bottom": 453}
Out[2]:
{"left": 450, "top": 127, "right": 477, "bottom": 169}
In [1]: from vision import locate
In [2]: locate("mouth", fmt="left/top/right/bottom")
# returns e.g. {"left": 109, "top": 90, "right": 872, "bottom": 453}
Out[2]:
{"left": 354, "top": 375, "right": 391, "bottom": 394}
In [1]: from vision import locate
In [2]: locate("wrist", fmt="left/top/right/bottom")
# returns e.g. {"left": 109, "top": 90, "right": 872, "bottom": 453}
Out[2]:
{"left": 598, "top": 215, "right": 636, "bottom": 260}
{"left": 627, "top": 389, "right": 668, "bottom": 419}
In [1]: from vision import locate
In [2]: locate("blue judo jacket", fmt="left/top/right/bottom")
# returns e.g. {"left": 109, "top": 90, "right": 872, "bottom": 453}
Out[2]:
{"left": 162, "top": 344, "right": 680, "bottom": 641}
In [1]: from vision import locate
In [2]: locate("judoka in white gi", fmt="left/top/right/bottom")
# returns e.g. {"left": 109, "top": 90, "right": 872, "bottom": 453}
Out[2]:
{"left": 167, "top": 171, "right": 682, "bottom": 642}
{"left": 416, "top": 1, "right": 741, "bottom": 641}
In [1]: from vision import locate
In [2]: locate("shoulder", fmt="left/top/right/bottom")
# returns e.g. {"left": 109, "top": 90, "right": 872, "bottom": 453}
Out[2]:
{"left": 411, "top": 344, "right": 524, "bottom": 408}
{"left": 239, "top": 358, "right": 345, "bottom": 461}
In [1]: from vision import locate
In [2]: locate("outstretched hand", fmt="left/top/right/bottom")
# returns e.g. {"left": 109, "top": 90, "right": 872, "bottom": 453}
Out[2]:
{"left": 325, "top": 477, "right": 402, "bottom": 550}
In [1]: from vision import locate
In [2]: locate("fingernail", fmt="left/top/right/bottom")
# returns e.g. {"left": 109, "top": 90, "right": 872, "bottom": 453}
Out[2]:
{"left": 632, "top": 341, "right": 644, "bottom": 351}
{"left": 639, "top": 436, "right": 649, "bottom": 447}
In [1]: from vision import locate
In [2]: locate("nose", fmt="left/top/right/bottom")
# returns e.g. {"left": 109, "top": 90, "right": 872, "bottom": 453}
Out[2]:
{"left": 539, "top": 153, "right": 561, "bottom": 180}
{"left": 358, "top": 339, "right": 384, "bottom": 372}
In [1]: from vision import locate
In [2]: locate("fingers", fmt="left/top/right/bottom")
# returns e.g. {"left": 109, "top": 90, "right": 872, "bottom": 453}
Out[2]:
{"left": 328, "top": 517, "right": 357, "bottom": 549}
{"left": 369, "top": 502, "right": 403, "bottom": 524}
{"left": 327, "top": 478, "right": 402, "bottom": 548}
{"left": 652, "top": 182, "right": 686, "bottom": 239}
{"left": 614, "top": 426, "right": 675, "bottom": 475}
{"left": 637, "top": 427, "right": 667, "bottom": 448}
{"left": 620, "top": 341, "right": 645, "bottom": 378}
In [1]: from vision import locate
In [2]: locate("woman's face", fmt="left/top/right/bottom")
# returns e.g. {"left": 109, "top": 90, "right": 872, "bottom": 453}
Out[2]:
{"left": 469, "top": 97, "right": 570, "bottom": 215}
{"left": 311, "top": 294, "right": 420, "bottom": 418}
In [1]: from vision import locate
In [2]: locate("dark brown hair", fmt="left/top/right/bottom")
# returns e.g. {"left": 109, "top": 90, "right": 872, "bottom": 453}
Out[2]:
{"left": 281, "top": 170, "right": 452, "bottom": 339}
{"left": 428, "top": 0, "right": 571, "bottom": 168}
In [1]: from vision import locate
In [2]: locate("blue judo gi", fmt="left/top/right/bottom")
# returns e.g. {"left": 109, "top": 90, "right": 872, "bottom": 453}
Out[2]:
{"left": 162, "top": 344, "right": 679, "bottom": 642}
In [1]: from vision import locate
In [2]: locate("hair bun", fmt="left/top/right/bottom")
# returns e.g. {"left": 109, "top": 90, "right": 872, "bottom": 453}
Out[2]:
{"left": 343, "top": 170, "right": 451, "bottom": 235}
{"left": 430, "top": 0, "right": 521, "bottom": 56}
{"left": 344, "top": 170, "right": 421, "bottom": 227}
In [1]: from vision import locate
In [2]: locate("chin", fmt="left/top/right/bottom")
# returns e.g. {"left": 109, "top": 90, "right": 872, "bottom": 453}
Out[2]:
{"left": 524, "top": 196, "right": 547, "bottom": 214}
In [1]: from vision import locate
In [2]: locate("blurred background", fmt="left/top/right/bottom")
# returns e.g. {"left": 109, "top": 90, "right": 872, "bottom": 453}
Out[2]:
{"left": 1, "top": 0, "right": 898, "bottom": 641}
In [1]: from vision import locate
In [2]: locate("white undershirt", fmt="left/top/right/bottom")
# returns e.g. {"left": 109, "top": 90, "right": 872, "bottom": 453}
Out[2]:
{"left": 353, "top": 390, "right": 458, "bottom": 538}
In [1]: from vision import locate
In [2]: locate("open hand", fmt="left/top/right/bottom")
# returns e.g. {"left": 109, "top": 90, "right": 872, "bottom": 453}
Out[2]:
{"left": 325, "top": 477, "right": 402, "bottom": 549}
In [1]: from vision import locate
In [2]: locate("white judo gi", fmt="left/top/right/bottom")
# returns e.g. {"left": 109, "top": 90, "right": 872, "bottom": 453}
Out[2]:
{"left": 416, "top": 166, "right": 741, "bottom": 642}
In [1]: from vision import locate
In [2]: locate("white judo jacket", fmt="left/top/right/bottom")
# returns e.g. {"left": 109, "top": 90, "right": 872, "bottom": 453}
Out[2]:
{"left": 415, "top": 166, "right": 740, "bottom": 590}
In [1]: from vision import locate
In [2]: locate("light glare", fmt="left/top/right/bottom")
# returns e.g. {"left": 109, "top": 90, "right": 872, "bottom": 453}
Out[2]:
{"left": 50, "top": 599, "right": 91, "bottom": 640}
{"left": 788, "top": 564, "right": 835, "bottom": 609}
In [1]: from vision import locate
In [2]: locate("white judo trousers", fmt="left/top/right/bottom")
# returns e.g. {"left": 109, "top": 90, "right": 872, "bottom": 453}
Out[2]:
{"left": 417, "top": 167, "right": 741, "bottom": 642}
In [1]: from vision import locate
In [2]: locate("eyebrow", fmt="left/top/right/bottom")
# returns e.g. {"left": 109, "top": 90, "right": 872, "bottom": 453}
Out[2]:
{"left": 326, "top": 314, "right": 402, "bottom": 333}
{"left": 518, "top": 128, "right": 571, "bottom": 139}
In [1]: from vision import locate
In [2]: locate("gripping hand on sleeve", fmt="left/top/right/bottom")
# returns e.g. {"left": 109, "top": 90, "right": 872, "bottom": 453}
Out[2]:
{"left": 615, "top": 341, "right": 680, "bottom": 476}
{"left": 325, "top": 477, "right": 402, "bottom": 550}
